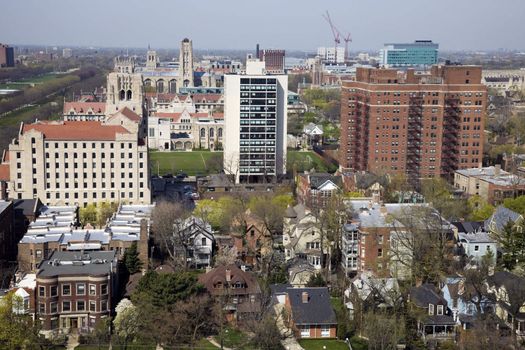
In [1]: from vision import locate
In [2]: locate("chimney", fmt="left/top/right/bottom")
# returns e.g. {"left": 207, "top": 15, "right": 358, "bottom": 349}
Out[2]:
{"left": 302, "top": 291, "right": 309, "bottom": 303}
{"left": 495, "top": 164, "right": 501, "bottom": 177}
{"left": 225, "top": 269, "right": 231, "bottom": 282}
{"left": 372, "top": 192, "right": 380, "bottom": 205}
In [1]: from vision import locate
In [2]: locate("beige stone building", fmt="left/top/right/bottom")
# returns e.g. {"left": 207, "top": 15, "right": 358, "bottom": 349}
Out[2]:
{"left": 5, "top": 108, "right": 150, "bottom": 207}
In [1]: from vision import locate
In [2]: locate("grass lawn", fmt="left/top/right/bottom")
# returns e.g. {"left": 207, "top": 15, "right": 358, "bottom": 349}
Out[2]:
{"left": 287, "top": 150, "right": 337, "bottom": 173}
{"left": 298, "top": 339, "right": 350, "bottom": 350}
{"left": 215, "top": 327, "right": 252, "bottom": 350}
{"left": 349, "top": 336, "right": 368, "bottom": 350}
{"left": 149, "top": 151, "right": 222, "bottom": 176}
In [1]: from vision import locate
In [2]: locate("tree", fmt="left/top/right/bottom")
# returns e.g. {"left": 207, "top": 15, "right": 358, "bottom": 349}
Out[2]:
{"left": 113, "top": 298, "right": 139, "bottom": 349}
{"left": 151, "top": 201, "right": 189, "bottom": 269}
{"left": 503, "top": 195, "right": 525, "bottom": 215}
{"left": 79, "top": 203, "right": 98, "bottom": 227}
{"left": 363, "top": 311, "right": 405, "bottom": 350}
{"left": 468, "top": 195, "right": 495, "bottom": 221}
{"left": 491, "top": 221, "right": 525, "bottom": 271}
{"left": 249, "top": 315, "right": 284, "bottom": 350}
{"left": 124, "top": 241, "right": 143, "bottom": 274}
{"left": 306, "top": 273, "right": 326, "bottom": 287}
{"left": 214, "top": 245, "right": 238, "bottom": 267}
{"left": 0, "top": 291, "right": 42, "bottom": 349}
{"left": 97, "top": 201, "right": 119, "bottom": 227}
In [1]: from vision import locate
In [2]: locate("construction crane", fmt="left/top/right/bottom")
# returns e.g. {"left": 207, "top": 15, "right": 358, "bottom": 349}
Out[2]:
{"left": 322, "top": 11, "right": 340, "bottom": 63}
{"left": 340, "top": 32, "right": 352, "bottom": 63}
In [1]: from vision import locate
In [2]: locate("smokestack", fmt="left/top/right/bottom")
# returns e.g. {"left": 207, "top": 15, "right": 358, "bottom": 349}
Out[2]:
{"left": 302, "top": 291, "right": 309, "bottom": 303}
{"left": 256, "top": 44, "right": 260, "bottom": 59}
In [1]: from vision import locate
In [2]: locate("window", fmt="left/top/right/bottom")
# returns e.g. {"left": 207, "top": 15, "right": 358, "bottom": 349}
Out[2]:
{"left": 62, "top": 301, "right": 71, "bottom": 312}
{"left": 101, "top": 300, "right": 108, "bottom": 312}
{"left": 89, "top": 284, "right": 96, "bottom": 296}
{"left": 474, "top": 245, "right": 479, "bottom": 251}
{"left": 77, "top": 301, "right": 85, "bottom": 311}
{"left": 76, "top": 283, "right": 85, "bottom": 295}
{"left": 428, "top": 304, "right": 434, "bottom": 315}
{"left": 437, "top": 305, "right": 444, "bottom": 315}
{"left": 39, "top": 302, "right": 45, "bottom": 314}
{"left": 300, "top": 325, "right": 310, "bottom": 338}
{"left": 201, "top": 238, "right": 207, "bottom": 246}
{"left": 39, "top": 286, "right": 45, "bottom": 297}
{"left": 50, "top": 302, "right": 57, "bottom": 314}
{"left": 321, "top": 325, "right": 330, "bottom": 337}
{"left": 62, "top": 284, "right": 71, "bottom": 296}
{"left": 50, "top": 285, "right": 58, "bottom": 297}
{"left": 101, "top": 284, "right": 108, "bottom": 295}
{"left": 89, "top": 301, "right": 96, "bottom": 312}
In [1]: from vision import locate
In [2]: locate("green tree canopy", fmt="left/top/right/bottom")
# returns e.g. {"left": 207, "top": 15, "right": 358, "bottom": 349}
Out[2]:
{"left": 124, "top": 241, "right": 143, "bottom": 274}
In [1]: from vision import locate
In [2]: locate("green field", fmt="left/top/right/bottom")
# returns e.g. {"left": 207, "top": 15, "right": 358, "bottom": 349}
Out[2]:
{"left": 287, "top": 150, "right": 338, "bottom": 173}
{"left": 149, "top": 150, "right": 337, "bottom": 176}
{"left": 149, "top": 151, "right": 222, "bottom": 176}
{"left": 299, "top": 339, "right": 352, "bottom": 350}
{"left": 0, "top": 73, "right": 61, "bottom": 90}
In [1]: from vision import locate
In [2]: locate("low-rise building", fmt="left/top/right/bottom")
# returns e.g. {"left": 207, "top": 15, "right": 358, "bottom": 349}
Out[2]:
{"left": 18, "top": 204, "right": 152, "bottom": 272}
{"left": 454, "top": 165, "right": 525, "bottom": 205}
{"left": 36, "top": 251, "right": 118, "bottom": 336}
{"left": 283, "top": 287, "right": 337, "bottom": 339}
{"left": 409, "top": 284, "right": 456, "bottom": 341}
{"left": 283, "top": 204, "right": 330, "bottom": 270}
{"left": 452, "top": 221, "right": 497, "bottom": 264}
{"left": 176, "top": 216, "right": 215, "bottom": 268}
{"left": 484, "top": 205, "right": 523, "bottom": 235}
{"left": 296, "top": 173, "right": 344, "bottom": 211}
{"left": 198, "top": 264, "right": 261, "bottom": 321}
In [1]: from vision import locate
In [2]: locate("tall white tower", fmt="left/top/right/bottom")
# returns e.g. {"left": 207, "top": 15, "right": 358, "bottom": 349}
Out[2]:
{"left": 223, "top": 59, "right": 288, "bottom": 184}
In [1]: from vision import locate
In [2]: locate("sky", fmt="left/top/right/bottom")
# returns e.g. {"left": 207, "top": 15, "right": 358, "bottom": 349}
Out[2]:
{"left": 1, "top": 0, "right": 524, "bottom": 52}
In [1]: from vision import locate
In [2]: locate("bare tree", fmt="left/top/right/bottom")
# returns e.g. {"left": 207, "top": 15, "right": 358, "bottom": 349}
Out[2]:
{"left": 151, "top": 201, "right": 190, "bottom": 270}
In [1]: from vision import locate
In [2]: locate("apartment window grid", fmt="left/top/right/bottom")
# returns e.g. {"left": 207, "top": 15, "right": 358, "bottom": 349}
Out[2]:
{"left": 239, "top": 77, "right": 278, "bottom": 176}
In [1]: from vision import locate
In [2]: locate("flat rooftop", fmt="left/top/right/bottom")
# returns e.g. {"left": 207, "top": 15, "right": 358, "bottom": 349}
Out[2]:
{"left": 37, "top": 251, "right": 117, "bottom": 277}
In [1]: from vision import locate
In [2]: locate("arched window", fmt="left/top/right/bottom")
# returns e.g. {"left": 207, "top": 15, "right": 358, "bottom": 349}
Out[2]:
{"left": 209, "top": 129, "right": 214, "bottom": 138}
{"left": 126, "top": 90, "right": 132, "bottom": 100}
{"left": 156, "top": 80, "right": 164, "bottom": 93}
{"left": 183, "top": 79, "right": 190, "bottom": 87}
{"left": 119, "top": 90, "right": 125, "bottom": 101}
{"left": 169, "top": 80, "right": 177, "bottom": 93}
{"left": 218, "top": 128, "right": 223, "bottom": 138}
{"left": 200, "top": 128, "right": 205, "bottom": 138}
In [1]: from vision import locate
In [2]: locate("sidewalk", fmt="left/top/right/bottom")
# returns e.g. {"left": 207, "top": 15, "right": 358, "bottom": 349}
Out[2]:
{"left": 273, "top": 303, "right": 304, "bottom": 350}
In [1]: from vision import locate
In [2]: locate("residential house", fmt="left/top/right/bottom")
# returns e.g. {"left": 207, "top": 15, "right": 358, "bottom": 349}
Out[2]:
{"left": 283, "top": 287, "right": 337, "bottom": 339}
{"left": 486, "top": 271, "right": 525, "bottom": 336}
{"left": 452, "top": 221, "right": 497, "bottom": 265}
{"left": 297, "top": 173, "right": 343, "bottom": 211}
{"left": 409, "top": 284, "right": 456, "bottom": 341}
{"left": 36, "top": 251, "right": 118, "bottom": 337}
{"left": 441, "top": 276, "right": 492, "bottom": 328}
{"left": 344, "top": 271, "right": 400, "bottom": 320}
{"left": 283, "top": 204, "right": 330, "bottom": 270}
{"left": 341, "top": 223, "right": 360, "bottom": 277}
{"left": 285, "top": 258, "right": 316, "bottom": 287}
{"left": 231, "top": 217, "right": 271, "bottom": 268}
{"left": 176, "top": 216, "right": 215, "bottom": 268}
{"left": 303, "top": 123, "right": 323, "bottom": 147}
{"left": 484, "top": 205, "right": 523, "bottom": 235}
{"left": 198, "top": 264, "right": 262, "bottom": 321}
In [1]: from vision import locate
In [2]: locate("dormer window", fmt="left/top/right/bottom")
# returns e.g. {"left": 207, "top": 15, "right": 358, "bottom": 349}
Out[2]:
{"left": 437, "top": 305, "right": 444, "bottom": 315}
{"left": 429, "top": 304, "right": 434, "bottom": 315}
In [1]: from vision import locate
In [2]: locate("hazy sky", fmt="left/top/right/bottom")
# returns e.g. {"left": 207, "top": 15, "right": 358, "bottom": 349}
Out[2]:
{"left": 2, "top": 0, "right": 524, "bottom": 51}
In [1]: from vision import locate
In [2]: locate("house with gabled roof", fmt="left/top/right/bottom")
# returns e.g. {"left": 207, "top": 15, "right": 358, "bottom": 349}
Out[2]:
{"left": 297, "top": 172, "right": 343, "bottom": 210}
{"left": 484, "top": 205, "right": 523, "bottom": 235}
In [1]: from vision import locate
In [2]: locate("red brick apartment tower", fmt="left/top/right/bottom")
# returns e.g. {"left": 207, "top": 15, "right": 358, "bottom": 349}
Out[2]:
{"left": 339, "top": 65, "right": 487, "bottom": 182}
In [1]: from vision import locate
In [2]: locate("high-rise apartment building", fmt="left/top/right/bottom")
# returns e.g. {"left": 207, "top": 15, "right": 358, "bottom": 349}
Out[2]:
{"left": 0, "top": 43, "right": 15, "bottom": 67}
{"left": 223, "top": 59, "right": 288, "bottom": 183}
{"left": 380, "top": 40, "right": 439, "bottom": 67}
{"left": 339, "top": 65, "right": 487, "bottom": 181}
{"left": 258, "top": 49, "right": 285, "bottom": 74}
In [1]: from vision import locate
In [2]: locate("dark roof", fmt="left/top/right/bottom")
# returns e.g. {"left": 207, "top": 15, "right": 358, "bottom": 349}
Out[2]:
{"left": 305, "top": 173, "right": 342, "bottom": 190}
{"left": 13, "top": 198, "right": 41, "bottom": 217}
{"left": 37, "top": 251, "right": 117, "bottom": 278}
{"left": 285, "top": 205, "right": 297, "bottom": 218}
{"left": 452, "top": 221, "right": 484, "bottom": 233}
{"left": 355, "top": 172, "right": 389, "bottom": 190}
{"left": 270, "top": 283, "right": 292, "bottom": 295}
{"left": 424, "top": 315, "right": 456, "bottom": 325}
{"left": 287, "top": 287, "right": 337, "bottom": 325}
{"left": 198, "top": 264, "right": 261, "bottom": 296}
{"left": 487, "top": 271, "right": 525, "bottom": 318}
{"left": 484, "top": 206, "right": 521, "bottom": 232}
{"left": 410, "top": 284, "right": 447, "bottom": 308}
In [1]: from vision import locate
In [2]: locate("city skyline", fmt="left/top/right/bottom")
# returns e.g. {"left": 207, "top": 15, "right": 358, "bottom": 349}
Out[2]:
{"left": 2, "top": 0, "right": 525, "bottom": 51}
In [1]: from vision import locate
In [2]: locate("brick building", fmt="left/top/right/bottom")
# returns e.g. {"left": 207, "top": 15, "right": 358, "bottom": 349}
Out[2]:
{"left": 258, "top": 49, "right": 285, "bottom": 74}
{"left": 340, "top": 65, "right": 487, "bottom": 182}
{"left": 36, "top": 251, "right": 118, "bottom": 336}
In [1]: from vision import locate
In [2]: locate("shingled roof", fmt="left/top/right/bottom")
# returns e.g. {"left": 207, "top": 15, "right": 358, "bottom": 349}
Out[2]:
{"left": 287, "top": 287, "right": 337, "bottom": 325}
